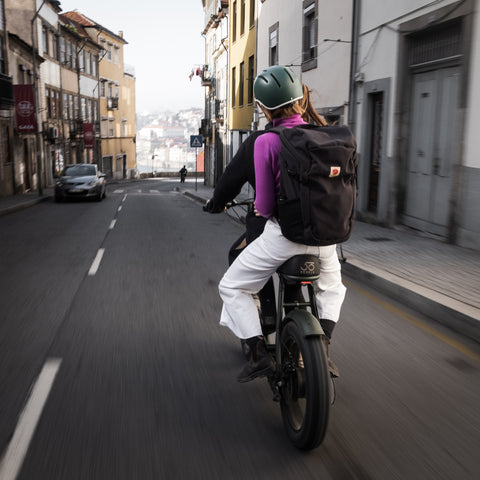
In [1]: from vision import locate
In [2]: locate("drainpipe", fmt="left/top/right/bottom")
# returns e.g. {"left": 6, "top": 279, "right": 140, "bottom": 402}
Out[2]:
{"left": 31, "top": 0, "right": 47, "bottom": 196}
{"left": 348, "top": 0, "right": 360, "bottom": 135}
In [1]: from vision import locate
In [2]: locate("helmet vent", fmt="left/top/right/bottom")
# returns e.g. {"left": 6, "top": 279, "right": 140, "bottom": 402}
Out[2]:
{"left": 270, "top": 74, "right": 281, "bottom": 88}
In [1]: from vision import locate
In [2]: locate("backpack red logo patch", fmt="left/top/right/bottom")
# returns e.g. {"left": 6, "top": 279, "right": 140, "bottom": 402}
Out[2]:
{"left": 329, "top": 166, "right": 341, "bottom": 178}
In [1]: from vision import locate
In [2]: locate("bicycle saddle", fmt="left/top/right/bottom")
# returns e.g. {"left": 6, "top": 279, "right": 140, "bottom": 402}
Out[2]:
{"left": 277, "top": 254, "right": 321, "bottom": 282}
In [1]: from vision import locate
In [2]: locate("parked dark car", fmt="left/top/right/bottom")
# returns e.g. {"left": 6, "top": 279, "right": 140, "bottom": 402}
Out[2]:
{"left": 55, "top": 164, "right": 106, "bottom": 202}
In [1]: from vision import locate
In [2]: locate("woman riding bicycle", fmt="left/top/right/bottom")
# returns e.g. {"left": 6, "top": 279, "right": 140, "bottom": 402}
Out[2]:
{"left": 218, "top": 65, "right": 346, "bottom": 382}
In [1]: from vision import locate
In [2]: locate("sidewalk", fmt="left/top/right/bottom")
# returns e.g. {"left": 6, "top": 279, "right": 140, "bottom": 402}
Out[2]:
{"left": 1, "top": 178, "right": 479, "bottom": 344}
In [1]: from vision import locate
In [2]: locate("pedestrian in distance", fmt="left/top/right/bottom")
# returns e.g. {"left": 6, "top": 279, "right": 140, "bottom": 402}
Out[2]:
{"left": 218, "top": 65, "right": 347, "bottom": 382}
{"left": 179, "top": 165, "right": 187, "bottom": 183}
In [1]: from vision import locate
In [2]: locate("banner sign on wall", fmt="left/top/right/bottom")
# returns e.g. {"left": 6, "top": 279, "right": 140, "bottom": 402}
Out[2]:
{"left": 13, "top": 85, "right": 36, "bottom": 133}
{"left": 83, "top": 123, "right": 94, "bottom": 148}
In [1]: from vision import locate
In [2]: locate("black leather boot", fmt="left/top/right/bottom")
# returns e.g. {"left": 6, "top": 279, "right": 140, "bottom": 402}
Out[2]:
{"left": 322, "top": 337, "right": 340, "bottom": 378}
{"left": 237, "top": 337, "right": 274, "bottom": 383}
{"left": 320, "top": 319, "right": 339, "bottom": 378}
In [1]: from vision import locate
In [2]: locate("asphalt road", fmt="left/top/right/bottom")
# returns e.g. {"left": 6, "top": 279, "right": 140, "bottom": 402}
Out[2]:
{"left": 0, "top": 178, "right": 479, "bottom": 479}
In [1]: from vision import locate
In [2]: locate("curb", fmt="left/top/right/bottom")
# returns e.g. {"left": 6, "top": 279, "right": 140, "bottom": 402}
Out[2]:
{"left": 342, "top": 261, "right": 480, "bottom": 344}
{"left": 0, "top": 195, "right": 51, "bottom": 218}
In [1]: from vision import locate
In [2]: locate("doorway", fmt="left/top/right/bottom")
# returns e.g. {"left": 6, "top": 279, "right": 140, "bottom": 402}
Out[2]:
{"left": 403, "top": 66, "right": 459, "bottom": 236}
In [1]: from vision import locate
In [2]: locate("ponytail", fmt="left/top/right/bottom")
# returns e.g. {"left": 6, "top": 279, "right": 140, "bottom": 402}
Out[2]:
{"left": 299, "top": 84, "right": 328, "bottom": 126}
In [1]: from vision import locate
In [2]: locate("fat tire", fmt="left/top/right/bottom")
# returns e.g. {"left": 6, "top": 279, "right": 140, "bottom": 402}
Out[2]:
{"left": 279, "top": 321, "right": 330, "bottom": 450}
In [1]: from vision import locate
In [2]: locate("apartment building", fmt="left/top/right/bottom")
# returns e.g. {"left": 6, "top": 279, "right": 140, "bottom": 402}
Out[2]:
{"left": 352, "top": 0, "right": 480, "bottom": 249}
{"left": 256, "top": 0, "right": 352, "bottom": 125}
{"left": 201, "top": 0, "right": 229, "bottom": 186}
{"left": 229, "top": 0, "right": 256, "bottom": 151}
{"left": 63, "top": 11, "right": 136, "bottom": 180}
{"left": 57, "top": 13, "right": 101, "bottom": 170}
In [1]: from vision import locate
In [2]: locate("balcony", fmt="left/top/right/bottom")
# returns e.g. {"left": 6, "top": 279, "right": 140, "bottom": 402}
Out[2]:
{"left": 107, "top": 96, "right": 119, "bottom": 110}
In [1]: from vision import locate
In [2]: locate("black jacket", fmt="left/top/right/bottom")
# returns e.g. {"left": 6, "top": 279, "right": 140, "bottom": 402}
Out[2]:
{"left": 207, "top": 130, "right": 267, "bottom": 212}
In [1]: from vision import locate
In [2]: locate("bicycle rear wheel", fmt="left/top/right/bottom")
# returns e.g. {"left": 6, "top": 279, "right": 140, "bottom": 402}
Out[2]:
{"left": 279, "top": 321, "right": 330, "bottom": 450}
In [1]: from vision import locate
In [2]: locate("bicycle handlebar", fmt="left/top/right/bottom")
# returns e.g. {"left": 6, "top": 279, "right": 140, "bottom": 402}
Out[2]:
{"left": 225, "top": 199, "right": 255, "bottom": 209}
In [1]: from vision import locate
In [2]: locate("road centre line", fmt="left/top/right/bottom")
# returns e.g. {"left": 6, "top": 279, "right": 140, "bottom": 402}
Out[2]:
{"left": 122, "top": 194, "right": 127, "bottom": 202}
{"left": 109, "top": 219, "right": 116, "bottom": 230}
{"left": 346, "top": 280, "right": 480, "bottom": 362}
{"left": 0, "top": 358, "right": 62, "bottom": 480}
{"left": 117, "top": 205, "right": 122, "bottom": 212}
{"left": 88, "top": 248, "right": 105, "bottom": 276}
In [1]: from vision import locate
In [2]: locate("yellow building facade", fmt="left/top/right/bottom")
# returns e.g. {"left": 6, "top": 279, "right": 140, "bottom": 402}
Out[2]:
{"left": 65, "top": 12, "right": 136, "bottom": 179}
{"left": 228, "top": 0, "right": 257, "bottom": 133}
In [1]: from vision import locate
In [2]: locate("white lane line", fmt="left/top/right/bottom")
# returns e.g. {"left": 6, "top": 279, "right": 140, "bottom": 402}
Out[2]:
{"left": 117, "top": 205, "right": 122, "bottom": 212}
{"left": 149, "top": 189, "right": 159, "bottom": 193}
{"left": 0, "top": 358, "right": 62, "bottom": 480}
{"left": 113, "top": 189, "right": 124, "bottom": 194}
{"left": 122, "top": 194, "right": 127, "bottom": 202}
{"left": 88, "top": 248, "right": 105, "bottom": 276}
{"left": 109, "top": 219, "right": 117, "bottom": 230}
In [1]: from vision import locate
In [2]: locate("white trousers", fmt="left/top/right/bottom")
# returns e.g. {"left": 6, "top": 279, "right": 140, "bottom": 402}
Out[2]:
{"left": 218, "top": 219, "right": 346, "bottom": 339}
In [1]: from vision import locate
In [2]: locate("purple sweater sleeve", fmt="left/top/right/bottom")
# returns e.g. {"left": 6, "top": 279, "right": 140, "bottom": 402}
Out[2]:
{"left": 254, "top": 133, "right": 281, "bottom": 218}
{"left": 254, "top": 115, "right": 307, "bottom": 218}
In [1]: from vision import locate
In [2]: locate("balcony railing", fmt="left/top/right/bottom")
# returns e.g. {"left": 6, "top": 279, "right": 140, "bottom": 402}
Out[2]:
{"left": 107, "top": 96, "right": 119, "bottom": 110}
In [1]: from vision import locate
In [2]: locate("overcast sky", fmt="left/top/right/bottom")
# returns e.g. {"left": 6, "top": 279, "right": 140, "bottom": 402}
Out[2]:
{"left": 58, "top": 0, "right": 206, "bottom": 113}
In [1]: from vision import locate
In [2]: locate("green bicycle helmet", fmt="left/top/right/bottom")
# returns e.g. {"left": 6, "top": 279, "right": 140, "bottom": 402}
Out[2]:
{"left": 253, "top": 65, "right": 303, "bottom": 110}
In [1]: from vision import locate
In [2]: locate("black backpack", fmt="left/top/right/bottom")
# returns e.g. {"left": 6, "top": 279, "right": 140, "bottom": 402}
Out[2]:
{"left": 271, "top": 124, "right": 358, "bottom": 246}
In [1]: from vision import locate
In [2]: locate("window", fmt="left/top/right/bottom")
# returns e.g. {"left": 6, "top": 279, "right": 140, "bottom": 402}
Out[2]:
{"left": 79, "top": 50, "right": 84, "bottom": 71}
{"left": 86, "top": 51, "right": 91, "bottom": 75}
{"left": 113, "top": 46, "right": 119, "bottom": 64}
{"left": 100, "top": 117, "right": 107, "bottom": 137}
{"left": 108, "top": 117, "right": 114, "bottom": 137}
{"left": 68, "top": 95, "right": 74, "bottom": 120}
{"left": 92, "top": 55, "right": 98, "bottom": 77}
{"left": 302, "top": 0, "right": 317, "bottom": 71}
{"left": 66, "top": 40, "right": 72, "bottom": 67}
{"left": 232, "top": 66, "right": 236, "bottom": 108}
{"left": 269, "top": 23, "right": 279, "bottom": 66}
{"left": 108, "top": 83, "right": 113, "bottom": 98}
{"left": 63, "top": 93, "right": 68, "bottom": 119}
{"left": 93, "top": 101, "right": 98, "bottom": 121}
{"left": 100, "top": 80, "right": 106, "bottom": 98}
{"left": 239, "top": 61, "right": 245, "bottom": 107}
{"left": 247, "top": 55, "right": 254, "bottom": 104}
{"left": 59, "top": 37, "right": 65, "bottom": 64}
{"left": 81, "top": 97, "right": 86, "bottom": 121}
{"left": 232, "top": 2, "right": 237, "bottom": 42}
{"left": 121, "top": 119, "right": 127, "bottom": 137}
{"left": 240, "top": 0, "right": 245, "bottom": 36}
{"left": 250, "top": 0, "right": 255, "bottom": 28}
{"left": 42, "top": 27, "right": 49, "bottom": 56}
{"left": 46, "top": 87, "right": 61, "bottom": 119}
{"left": 73, "top": 96, "right": 79, "bottom": 119}
{"left": 52, "top": 35, "right": 58, "bottom": 61}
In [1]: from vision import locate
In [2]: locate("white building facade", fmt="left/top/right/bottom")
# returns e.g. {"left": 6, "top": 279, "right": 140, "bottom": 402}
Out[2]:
{"left": 353, "top": 0, "right": 480, "bottom": 249}
{"left": 256, "top": 0, "right": 352, "bottom": 125}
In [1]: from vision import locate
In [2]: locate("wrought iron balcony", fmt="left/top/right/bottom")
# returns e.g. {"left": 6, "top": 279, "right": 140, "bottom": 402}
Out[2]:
{"left": 107, "top": 96, "right": 119, "bottom": 110}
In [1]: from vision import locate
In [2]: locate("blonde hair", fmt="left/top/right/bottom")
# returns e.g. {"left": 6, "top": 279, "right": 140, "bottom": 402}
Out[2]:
{"left": 260, "top": 83, "right": 327, "bottom": 126}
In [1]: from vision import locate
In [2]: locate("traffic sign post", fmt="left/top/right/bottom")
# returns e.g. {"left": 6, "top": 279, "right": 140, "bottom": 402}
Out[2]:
{"left": 190, "top": 135, "right": 203, "bottom": 191}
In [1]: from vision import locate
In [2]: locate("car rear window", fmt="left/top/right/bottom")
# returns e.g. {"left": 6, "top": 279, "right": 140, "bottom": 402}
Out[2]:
{"left": 63, "top": 165, "right": 96, "bottom": 176}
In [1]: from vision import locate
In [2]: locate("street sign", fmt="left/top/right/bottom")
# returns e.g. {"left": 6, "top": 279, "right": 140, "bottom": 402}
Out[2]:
{"left": 190, "top": 135, "right": 203, "bottom": 148}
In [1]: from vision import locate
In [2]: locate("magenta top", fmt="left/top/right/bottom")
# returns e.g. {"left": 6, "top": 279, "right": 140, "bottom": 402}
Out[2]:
{"left": 254, "top": 114, "right": 307, "bottom": 218}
